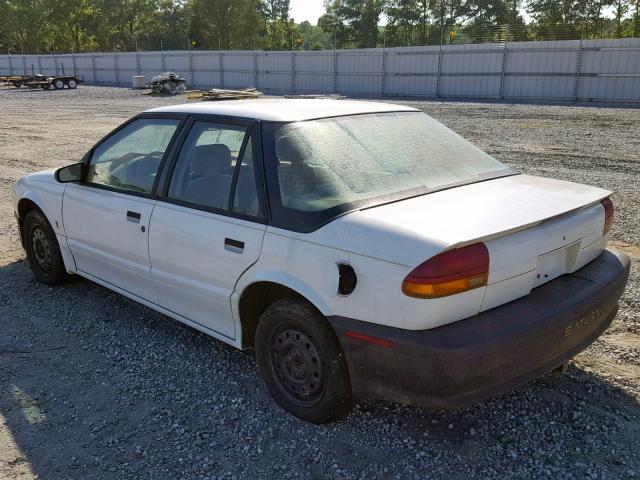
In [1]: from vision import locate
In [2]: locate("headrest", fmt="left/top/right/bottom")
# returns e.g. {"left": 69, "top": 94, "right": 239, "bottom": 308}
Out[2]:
{"left": 189, "top": 144, "right": 232, "bottom": 175}
{"left": 276, "top": 136, "right": 306, "bottom": 166}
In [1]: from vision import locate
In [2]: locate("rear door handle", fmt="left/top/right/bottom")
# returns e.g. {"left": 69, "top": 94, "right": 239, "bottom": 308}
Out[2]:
{"left": 127, "top": 211, "right": 141, "bottom": 223}
{"left": 224, "top": 238, "right": 244, "bottom": 253}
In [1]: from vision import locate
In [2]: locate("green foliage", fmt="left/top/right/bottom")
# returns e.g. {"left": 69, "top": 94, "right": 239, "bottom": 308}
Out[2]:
{"left": 0, "top": 0, "right": 638, "bottom": 54}
{"left": 321, "top": 0, "right": 385, "bottom": 47}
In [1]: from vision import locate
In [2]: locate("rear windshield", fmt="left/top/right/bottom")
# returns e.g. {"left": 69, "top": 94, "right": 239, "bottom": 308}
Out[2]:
{"left": 263, "top": 111, "right": 513, "bottom": 231}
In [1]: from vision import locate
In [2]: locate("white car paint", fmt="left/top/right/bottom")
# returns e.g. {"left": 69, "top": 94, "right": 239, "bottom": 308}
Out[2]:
{"left": 63, "top": 183, "right": 158, "bottom": 302}
{"left": 148, "top": 202, "right": 266, "bottom": 339}
{"left": 13, "top": 101, "right": 612, "bottom": 349}
{"left": 147, "top": 99, "right": 418, "bottom": 122}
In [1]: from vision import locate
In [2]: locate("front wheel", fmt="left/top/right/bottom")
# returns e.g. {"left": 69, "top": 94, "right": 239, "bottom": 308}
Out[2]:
{"left": 23, "top": 210, "right": 67, "bottom": 285}
{"left": 255, "top": 299, "right": 353, "bottom": 423}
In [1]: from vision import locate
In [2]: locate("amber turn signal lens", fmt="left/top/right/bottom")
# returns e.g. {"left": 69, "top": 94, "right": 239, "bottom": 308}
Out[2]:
{"left": 402, "top": 243, "right": 489, "bottom": 299}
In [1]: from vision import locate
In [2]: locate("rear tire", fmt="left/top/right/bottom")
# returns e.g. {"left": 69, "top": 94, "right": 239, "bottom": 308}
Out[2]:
{"left": 23, "top": 210, "right": 67, "bottom": 285}
{"left": 66, "top": 79, "right": 77, "bottom": 89}
{"left": 255, "top": 298, "right": 353, "bottom": 423}
{"left": 53, "top": 79, "right": 65, "bottom": 90}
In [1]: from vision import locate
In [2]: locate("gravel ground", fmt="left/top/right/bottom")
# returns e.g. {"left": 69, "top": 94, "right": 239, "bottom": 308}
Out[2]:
{"left": 0, "top": 85, "right": 638, "bottom": 480}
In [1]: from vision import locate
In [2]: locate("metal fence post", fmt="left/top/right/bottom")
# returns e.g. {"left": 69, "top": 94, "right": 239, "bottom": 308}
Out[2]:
{"left": 333, "top": 33, "right": 338, "bottom": 94}
{"left": 160, "top": 40, "right": 166, "bottom": 71}
{"left": 37, "top": 55, "right": 42, "bottom": 74}
{"left": 54, "top": 53, "right": 59, "bottom": 76}
{"left": 253, "top": 51, "right": 258, "bottom": 88}
{"left": 188, "top": 49, "right": 194, "bottom": 87}
{"left": 291, "top": 51, "right": 295, "bottom": 93}
{"left": 219, "top": 50, "right": 224, "bottom": 88}
{"left": 91, "top": 53, "right": 97, "bottom": 83}
{"left": 136, "top": 50, "right": 141, "bottom": 76}
{"left": 499, "top": 26, "right": 509, "bottom": 100}
{"left": 22, "top": 55, "right": 27, "bottom": 74}
{"left": 380, "top": 31, "right": 386, "bottom": 97}
{"left": 573, "top": 38, "right": 584, "bottom": 102}
{"left": 71, "top": 54, "right": 77, "bottom": 76}
{"left": 114, "top": 51, "right": 119, "bottom": 85}
{"left": 8, "top": 53, "right": 13, "bottom": 75}
{"left": 435, "top": 26, "right": 444, "bottom": 98}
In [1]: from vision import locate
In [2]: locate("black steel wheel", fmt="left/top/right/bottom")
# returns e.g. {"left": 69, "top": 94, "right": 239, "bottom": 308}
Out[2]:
{"left": 269, "top": 324, "right": 327, "bottom": 407}
{"left": 23, "top": 210, "right": 67, "bottom": 285}
{"left": 255, "top": 298, "right": 353, "bottom": 423}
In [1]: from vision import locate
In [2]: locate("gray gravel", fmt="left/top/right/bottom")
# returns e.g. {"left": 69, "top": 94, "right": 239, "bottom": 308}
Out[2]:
{"left": 0, "top": 86, "right": 638, "bottom": 480}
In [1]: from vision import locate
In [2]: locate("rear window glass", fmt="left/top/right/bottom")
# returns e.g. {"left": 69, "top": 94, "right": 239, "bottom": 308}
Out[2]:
{"left": 270, "top": 112, "right": 509, "bottom": 212}
{"left": 263, "top": 111, "right": 513, "bottom": 230}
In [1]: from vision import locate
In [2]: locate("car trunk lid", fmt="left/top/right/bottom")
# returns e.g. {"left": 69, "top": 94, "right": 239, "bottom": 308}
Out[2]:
{"left": 355, "top": 174, "right": 611, "bottom": 311}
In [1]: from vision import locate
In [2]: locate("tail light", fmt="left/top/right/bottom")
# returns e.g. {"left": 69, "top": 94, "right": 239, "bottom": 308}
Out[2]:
{"left": 402, "top": 243, "right": 489, "bottom": 299}
{"left": 601, "top": 197, "right": 614, "bottom": 234}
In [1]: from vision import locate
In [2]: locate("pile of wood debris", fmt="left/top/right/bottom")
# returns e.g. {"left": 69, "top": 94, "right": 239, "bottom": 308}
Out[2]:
{"left": 187, "top": 87, "right": 262, "bottom": 101}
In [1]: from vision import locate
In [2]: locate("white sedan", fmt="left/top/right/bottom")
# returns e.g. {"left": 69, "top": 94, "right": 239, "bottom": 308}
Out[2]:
{"left": 13, "top": 99, "right": 630, "bottom": 423}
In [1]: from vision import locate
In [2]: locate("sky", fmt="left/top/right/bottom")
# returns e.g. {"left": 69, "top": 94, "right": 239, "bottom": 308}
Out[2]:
{"left": 289, "top": 0, "right": 327, "bottom": 25}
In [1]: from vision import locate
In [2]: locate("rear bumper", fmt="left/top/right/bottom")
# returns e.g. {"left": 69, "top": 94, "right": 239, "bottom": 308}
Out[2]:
{"left": 328, "top": 248, "right": 631, "bottom": 408}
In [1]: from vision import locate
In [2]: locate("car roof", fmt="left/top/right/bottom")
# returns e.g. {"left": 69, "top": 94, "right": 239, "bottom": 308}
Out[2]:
{"left": 145, "top": 98, "right": 419, "bottom": 122}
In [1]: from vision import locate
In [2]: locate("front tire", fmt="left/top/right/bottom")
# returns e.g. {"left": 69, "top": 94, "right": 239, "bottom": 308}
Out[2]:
{"left": 23, "top": 210, "right": 67, "bottom": 285}
{"left": 255, "top": 299, "right": 353, "bottom": 423}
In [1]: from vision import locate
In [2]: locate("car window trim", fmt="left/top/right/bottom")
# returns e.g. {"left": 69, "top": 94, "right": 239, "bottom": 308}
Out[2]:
{"left": 80, "top": 113, "right": 187, "bottom": 200}
{"left": 156, "top": 114, "right": 267, "bottom": 224}
{"left": 227, "top": 126, "right": 253, "bottom": 211}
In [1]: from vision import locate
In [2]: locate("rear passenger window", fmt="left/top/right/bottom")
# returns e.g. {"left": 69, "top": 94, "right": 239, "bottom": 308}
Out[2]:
{"left": 168, "top": 122, "right": 247, "bottom": 211}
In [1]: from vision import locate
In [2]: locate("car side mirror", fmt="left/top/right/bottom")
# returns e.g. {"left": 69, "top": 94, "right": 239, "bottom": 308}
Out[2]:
{"left": 55, "top": 162, "right": 85, "bottom": 183}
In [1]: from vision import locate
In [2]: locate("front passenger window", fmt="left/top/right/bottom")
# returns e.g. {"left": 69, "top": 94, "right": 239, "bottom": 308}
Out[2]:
{"left": 168, "top": 122, "right": 248, "bottom": 211}
{"left": 87, "top": 118, "right": 180, "bottom": 194}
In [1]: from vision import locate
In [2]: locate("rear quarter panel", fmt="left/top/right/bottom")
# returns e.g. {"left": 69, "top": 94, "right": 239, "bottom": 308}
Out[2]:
{"left": 234, "top": 227, "right": 487, "bottom": 331}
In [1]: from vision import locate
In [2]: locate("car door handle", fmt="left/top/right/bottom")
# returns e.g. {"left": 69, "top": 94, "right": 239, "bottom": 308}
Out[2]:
{"left": 224, "top": 238, "right": 244, "bottom": 253}
{"left": 126, "top": 211, "right": 141, "bottom": 223}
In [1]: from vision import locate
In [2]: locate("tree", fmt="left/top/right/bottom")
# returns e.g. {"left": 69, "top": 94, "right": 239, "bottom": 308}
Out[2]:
{"left": 259, "top": 0, "right": 301, "bottom": 49}
{"left": 190, "top": 0, "right": 260, "bottom": 50}
{"left": 612, "top": 0, "right": 630, "bottom": 37}
{"left": 321, "top": 0, "right": 385, "bottom": 48}
{"left": 297, "top": 20, "right": 331, "bottom": 50}
{"left": 49, "top": 0, "right": 99, "bottom": 52}
{"left": 2, "top": 0, "right": 52, "bottom": 53}
{"left": 385, "top": 0, "right": 432, "bottom": 46}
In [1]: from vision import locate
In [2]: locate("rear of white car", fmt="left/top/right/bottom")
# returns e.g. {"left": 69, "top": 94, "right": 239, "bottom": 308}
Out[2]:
{"left": 251, "top": 106, "right": 629, "bottom": 410}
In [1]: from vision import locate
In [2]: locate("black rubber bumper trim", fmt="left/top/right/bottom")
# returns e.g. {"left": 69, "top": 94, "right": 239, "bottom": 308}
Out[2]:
{"left": 328, "top": 248, "right": 631, "bottom": 408}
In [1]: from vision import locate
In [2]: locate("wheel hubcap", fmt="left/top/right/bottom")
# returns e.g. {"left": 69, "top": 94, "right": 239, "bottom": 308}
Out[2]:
{"left": 32, "top": 227, "right": 52, "bottom": 272}
{"left": 270, "top": 327, "right": 326, "bottom": 406}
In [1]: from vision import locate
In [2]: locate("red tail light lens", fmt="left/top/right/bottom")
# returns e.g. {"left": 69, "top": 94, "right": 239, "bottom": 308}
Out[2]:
{"left": 402, "top": 243, "right": 489, "bottom": 299}
{"left": 601, "top": 197, "right": 614, "bottom": 234}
